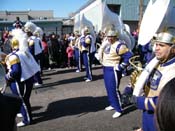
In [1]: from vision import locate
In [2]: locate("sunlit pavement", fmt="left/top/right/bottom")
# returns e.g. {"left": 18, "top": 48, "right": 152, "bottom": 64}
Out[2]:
{"left": 18, "top": 65, "right": 142, "bottom": 131}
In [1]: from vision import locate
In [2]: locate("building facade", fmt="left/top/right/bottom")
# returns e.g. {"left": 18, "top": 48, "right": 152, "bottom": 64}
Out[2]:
{"left": 72, "top": 0, "right": 149, "bottom": 32}
{"left": 0, "top": 10, "right": 73, "bottom": 36}
{"left": 0, "top": 0, "right": 150, "bottom": 36}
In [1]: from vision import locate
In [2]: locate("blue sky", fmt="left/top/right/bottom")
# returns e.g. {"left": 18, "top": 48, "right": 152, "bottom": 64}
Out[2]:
{"left": 0, "top": 0, "right": 89, "bottom": 17}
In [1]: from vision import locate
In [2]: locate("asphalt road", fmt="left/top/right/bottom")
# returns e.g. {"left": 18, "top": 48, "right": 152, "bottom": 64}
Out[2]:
{"left": 17, "top": 65, "right": 142, "bottom": 131}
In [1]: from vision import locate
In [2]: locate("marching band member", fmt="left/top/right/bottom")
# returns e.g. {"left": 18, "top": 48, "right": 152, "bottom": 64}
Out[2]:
{"left": 80, "top": 27, "right": 93, "bottom": 82}
{"left": 99, "top": 29, "right": 132, "bottom": 118}
{"left": 13, "top": 16, "right": 23, "bottom": 29}
{"left": 5, "top": 29, "right": 40, "bottom": 127}
{"left": 132, "top": 27, "right": 175, "bottom": 131}
{"left": 24, "top": 22, "right": 43, "bottom": 87}
{"left": 73, "top": 30, "right": 82, "bottom": 72}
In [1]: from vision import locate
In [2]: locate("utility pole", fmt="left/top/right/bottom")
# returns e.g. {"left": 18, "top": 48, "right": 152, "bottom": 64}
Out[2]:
{"left": 138, "top": 0, "right": 143, "bottom": 30}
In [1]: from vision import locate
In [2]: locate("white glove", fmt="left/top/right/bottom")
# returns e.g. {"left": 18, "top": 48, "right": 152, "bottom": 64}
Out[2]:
{"left": 115, "top": 64, "right": 120, "bottom": 71}
{"left": 95, "top": 53, "right": 100, "bottom": 60}
{"left": 115, "top": 63, "right": 125, "bottom": 71}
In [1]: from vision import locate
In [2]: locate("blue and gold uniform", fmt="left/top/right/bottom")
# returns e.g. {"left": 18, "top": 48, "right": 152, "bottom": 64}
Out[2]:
{"left": 135, "top": 57, "right": 175, "bottom": 131}
{"left": 134, "top": 27, "right": 175, "bottom": 131}
{"left": 74, "top": 31, "right": 82, "bottom": 72}
{"left": 80, "top": 27, "right": 93, "bottom": 82}
{"left": 101, "top": 29, "right": 132, "bottom": 118}
{"left": 5, "top": 50, "right": 21, "bottom": 82}
{"left": 5, "top": 49, "right": 33, "bottom": 126}
{"left": 27, "top": 31, "right": 43, "bottom": 86}
{"left": 24, "top": 22, "right": 43, "bottom": 87}
{"left": 4, "top": 35, "right": 40, "bottom": 127}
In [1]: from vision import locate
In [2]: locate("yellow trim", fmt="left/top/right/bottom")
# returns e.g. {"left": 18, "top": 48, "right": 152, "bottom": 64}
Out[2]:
{"left": 29, "top": 40, "right": 34, "bottom": 46}
{"left": 85, "top": 38, "right": 91, "bottom": 44}
{"left": 5, "top": 55, "right": 9, "bottom": 63}
{"left": 9, "top": 58, "right": 20, "bottom": 65}
{"left": 118, "top": 45, "right": 129, "bottom": 55}
{"left": 144, "top": 98, "right": 149, "bottom": 110}
{"left": 8, "top": 55, "right": 20, "bottom": 66}
{"left": 148, "top": 98, "right": 156, "bottom": 110}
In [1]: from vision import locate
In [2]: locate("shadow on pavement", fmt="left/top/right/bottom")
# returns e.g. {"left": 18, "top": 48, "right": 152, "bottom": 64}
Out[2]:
{"left": 34, "top": 74, "right": 104, "bottom": 90}
{"left": 32, "top": 106, "right": 43, "bottom": 112}
{"left": 123, "top": 104, "right": 137, "bottom": 115}
{"left": 43, "top": 66, "right": 102, "bottom": 76}
{"left": 32, "top": 96, "right": 108, "bottom": 123}
{"left": 43, "top": 68, "right": 78, "bottom": 76}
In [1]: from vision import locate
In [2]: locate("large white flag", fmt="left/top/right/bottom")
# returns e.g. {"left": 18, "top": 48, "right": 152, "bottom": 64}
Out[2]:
{"left": 74, "top": 14, "right": 81, "bottom": 32}
{"left": 80, "top": 14, "right": 96, "bottom": 53}
{"left": 101, "top": 1, "right": 135, "bottom": 50}
{"left": 138, "top": 0, "right": 175, "bottom": 45}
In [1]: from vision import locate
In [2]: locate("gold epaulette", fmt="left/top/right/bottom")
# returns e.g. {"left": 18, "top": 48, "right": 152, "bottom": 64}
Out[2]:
{"left": 85, "top": 38, "right": 91, "bottom": 44}
{"left": 118, "top": 45, "right": 129, "bottom": 55}
{"left": 6, "top": 55, "right": 20, "bottom": 66}
{"left": 29, "top": 39, "right": 34, "bottom": 46}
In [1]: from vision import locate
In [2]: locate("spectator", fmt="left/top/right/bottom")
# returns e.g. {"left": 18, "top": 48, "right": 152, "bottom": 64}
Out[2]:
{"left": 42, "top": 33, "right": 50, "bottom": 69}
{"left": 66, "top": 43, "right": 74, "bottom": 68}
{"left": 13, "top": 17, "right": 23, "bottom": 29}
{"left": 47, "top": 33, "right": 61, "bottom": 68}
{"left": 2, "top": 31, "right": 12, "bottom": 54}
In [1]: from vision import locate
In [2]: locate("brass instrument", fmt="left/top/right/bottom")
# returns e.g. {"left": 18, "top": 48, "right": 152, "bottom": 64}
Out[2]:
{"left": 129, "top": 55, "right": 143, "bottom": 89}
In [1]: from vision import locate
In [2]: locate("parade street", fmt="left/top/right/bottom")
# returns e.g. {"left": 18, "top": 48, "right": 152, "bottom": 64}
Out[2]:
{"left": 18, "top": 65, "right": 142, "bottom": 131}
